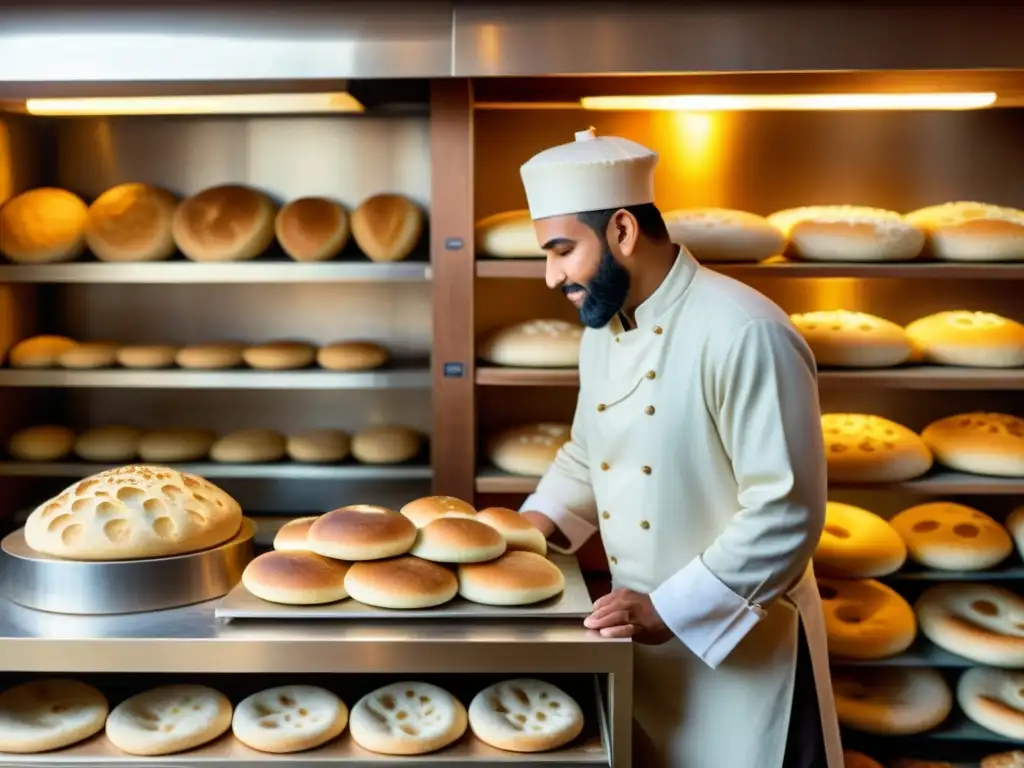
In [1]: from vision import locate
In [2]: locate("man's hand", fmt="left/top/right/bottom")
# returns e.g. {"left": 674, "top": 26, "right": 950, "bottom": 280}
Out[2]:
{"left": 584, "top": 588, "right": 674, "bottom": 645}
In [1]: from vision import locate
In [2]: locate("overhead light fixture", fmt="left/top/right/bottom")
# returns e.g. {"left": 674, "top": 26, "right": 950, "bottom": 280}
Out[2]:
{"left": 24, "top": 92, "right": 365, "bottom": 117}
{"left": 580, "top": 92, "right": 998, "bottom": 112}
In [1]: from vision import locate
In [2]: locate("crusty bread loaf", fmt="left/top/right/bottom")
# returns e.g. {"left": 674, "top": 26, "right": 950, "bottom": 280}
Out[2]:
{"left": 821, "top": 413, "right": 933, "bottom": 483}
{"left": 475, "top": 210, "right": 544, "bottom": 258}
{"left": 957, "top": 667, "right": 1024, "bottom": 740}
{"left": 57, "top": 341, "right": 119, "bottom": 369}
{"left": 0, "top": 679, "right": 109, "bottom": 754}
{"left": 790, "top": 310, "right": 912, "bottom": 368}
{"left": 344, "top": 556, "right": 459, "bottom": 609}
{"left": 458, "top": 551, "right": 565, "bottom": 606}
{"left": 9, "top": 425, "right": 75, "bottom": 461}
{"left": 843, "top": 752, "right": 884, "bottom": 768}
{"left": 210, "top": 429, "right": 286, "bottom": 463}
{"left": 818, "top": 577, "right": 916, "bottom": 660}
{"left": 137, "top": 428, "right": 215, "bottom": 462}
{"left": 272, "top": 516, "right": 319, "bottom": 552}
{"left": 921, "top": 412, "right": 1024, "bottom": 477}
{"left": 479, "top": 320, "right": 583, "bottom": 368}
{"left": 488, "top": 423, "right": 570, "bottom": 477}
{"left": 349, "top": 682, "right": 466, "bottom": 755}
{"left": 286, "top": 429, "right": 350, "bottom": 463}
{"left": 475, "top": 507, "right": 547, "bottom": 556}
{"left": 24, "top": 465, "right": 242, "bottom": 560}
{"left": 399, "top": 495, "right": 477, "bottom": 528}
{"left": 105, "top": 684, "right": 232, "bottom": 756}
{"left": 317, "top": 341, "right": 389, "bottom": 371}
{"left": 308, "top": 505, "right": 417, "bottom": 561}
{"left": 275, "top": 197, "right": 349, "bottom": 262}
{"left": 0, "top": 188, "right": 88, "bottom": 264}
{"left": 411, "top": 517, "right": 507, "bottom": 564}
{"left": 242, "top": 550, "right": 350, "bottom": 605}
{"left": 916, "top": 583, "right": 1024, "bottom": 667}
{"left": 468, "top": 679, "right": 584, "bottom": 753}
{"left": 832, "top": 667, "right": 952, "bottom": 735}
{"left": 233, "top": 685, "right": 348, "bottom": 754}
{"left": 73, "top": 426, "right": 141, "bottom": 463}
{"left": 889, "top": 502, "right": 1012, "bottom": 571}
{"left": 350, "top": 194, "right": 423, "bottom": 263}
{"left": 115, "top": 344, "right": 179, "bottom": 369}
{"left": 175, "top": 342, "right": 245, "bottom": 370}
{"left": 906, "top": 201, "right": 1024, "bottom": 262}
{"left": 84, "top": 183, "right": 179, "bottom": 262}
{"left": 663, "top": 208, "right": 785, "bottom": 263}
{"left": 242, "top": 341, "right": 317, "bottom": 370}
{"left": 768, "top": 206, "right": 925, "bottom": 262}
{"left": 813, "top": 501, "right": 906, "bottom": 579}
{"left": 172, "top": 184, "right": 276, "bottom": 262}
{"left": 7, "top": 335, "right": 78, "bottom": 368}
{"left": 905, "top": 311, "right": 1024, "bottom": 368}
{"left": 351, "top": 426, "right": 422, "bottom": 465}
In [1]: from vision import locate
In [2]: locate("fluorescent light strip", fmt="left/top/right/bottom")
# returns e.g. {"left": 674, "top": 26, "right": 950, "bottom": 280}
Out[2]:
{"left": 24, "top": 92, "right": 365, "bottom": 117}
{"left": 580, "top": 92, "right": 998, "bottom": 112}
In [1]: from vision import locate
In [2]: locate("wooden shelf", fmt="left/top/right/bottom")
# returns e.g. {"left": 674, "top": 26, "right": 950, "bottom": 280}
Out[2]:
{"left": 476, "top": 367, "right": 580, "bottom": 386}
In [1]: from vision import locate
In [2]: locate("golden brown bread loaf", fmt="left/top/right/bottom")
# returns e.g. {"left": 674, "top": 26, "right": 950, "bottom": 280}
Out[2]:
{"left": 242, "top": 550, "right": 350, "bottom": 605}
{"left": 475, "top": 210, "right": 544, "bottom": 258}
{"left": 821, "top": 413, "right": 933, "bottom": 483}
{"left": 344, "top": 556, "right": 459, "bottom": 610}
{"left": 7, "top": 336, "right": 78, "bottom": 368}
{"left": 73, "top": 426, "right": 141, "bottom": 463}
{"left": 8, "top": 425, "right": 75, "bottom": 461}
{"left": 84, "top": 183, "right": 179, "bottom": 262}
{"left": 818, "top": 577, "right": 917, "bottom": 660}
{"left": 317, "top": 341, "right": 389, "bottom": 371}
{"left": 175, "top": 342, "right": 245, "bottom": 370}
{"left": 275, "top": 197, "right": 349, "bottom": 262}
{"left": 350, "top": 426, "right": 422, "bottom": 464}
{"left": 242, "top": 341, "right": 317, "bottom": 370}
{"left": 920, "top": 412, "right": 1024, "bottom": 477}
{"left": 488, "top": 423, "right": 571, "bottom": 477}
{"left": 0, "top": 188, "right": 88, "bottom": 263}
{"left": 57, "top": 342, "right": 119, "bottom": 369}
{"left": 399, "top": 495, "right": 477, "bottom": 527}
{"left": 905, "top": 311, "right": 1024, "bottom": 368}
{"left": 308, "top": 505, "right": 417, "bottom": 561}
{"left": 115, "top": 345, "right": 179, "bottom": 369}
{"left": 906, "top": 201, "right": 1024, "bottom": 262}
{"left": 458, "top": 551, "right": 565, "bottom": 606}
{"left": 350, "top": 193, "right": 424, "bottom": 262}
{"left": 813, "top": 501, "right": 906, "bottom": 579}
{"left": 172, "top": 185, "right": 276, "bottom": 262}
{"left": 889, "top": 502, "right": 1013, "bottom": 571}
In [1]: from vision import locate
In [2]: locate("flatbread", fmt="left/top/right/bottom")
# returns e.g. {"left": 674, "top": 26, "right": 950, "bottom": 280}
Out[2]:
{"left": 232, "top": 685, "right": 348, "bottom": 754}
{"left": 468, "top": 678, "right": 583, "bottom": 753}
{"left": 0, "top": 679, "right": 108, "bottom": 754}
{"left": 349, "top": 681, "right": 466, "bottom": 756}
{"left": 105, "top": 684, "right": 232, "bottom": 756}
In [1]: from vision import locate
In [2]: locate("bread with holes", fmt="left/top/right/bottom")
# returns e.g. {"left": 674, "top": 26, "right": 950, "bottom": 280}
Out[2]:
{"left": 9, "top": 425, "right": 75, "bottom": 462}
{"left": 488, "top": 423, "right": 571, "bottom": 477}
{"left": 479, "top": 320, "right": 583, "bottom": 368}
{"left": 843, "top": 752, "right": 884, "bottom": 768}
{"left": 663, "top": 207, "right": 785, "bottom": 263}
{"left": 905, "top": 311, "right": 1024, "bottom": 368}
{"left": 767, "top": 206, "right": 925, "bottom": 262}
{"left": 982, "top": 750, "right": 1024, "bottom": 768}
{"left": 813, "top": 501, "right": 906, "bottom": 578}
{"left": 411, "top": 517, "right": 507, "bottom": 564}
{"left": 790, "top": 310, "right": 912, "bottom": 368}
{"left": 906, "top": 201, "right": 1024, "bottom": 262}
{"left": 458, "top": 551, "right": 565, "bottom": 606}
{"left": 23, "top": 465, "right": 242, "bottom": 560}
{"left": 400, "top": 496, "right": 477, "bottom": 528}
{"left": 832, "top": 667, "right": 952, "bottom": 735}
{"left": 273, "top": 516, "right": 319, "bottom": 552}
{"left": 344, "top": 556, "right": 458, "bottom": 610}
{"left": 476, "top": 507, "right": 548, "bottom": 556}
{"left": 233, "top": 685, "right": 348, "bottom": 753}
{"left": 957, "top": 667, "right": 1024, "bottom": 740}
{"left": 0, "top": 679, "right": 108, "bottom": 754}
{"left": 475, "top": 210, "right": 544, "bottom": 258}
{"left": 105, "top": 684, "right": 232, "bottom": 756}
{"left": 921, "top": 412, "right": 1024, "bottom": 477}
{"left": 889, "top": 502, "right": 1013, "bottom": 571}
{"left": 308, "top": 505, "right": 417, "bottom": 561}
{"left": 468, "top": 678, "right": 583, "bottom": 753}
{"left": 916, "top": 583, "right": 1024, "bottom": 667}
{"left": 818, "top": 577, "right": 916, "bottom": 659}
{"left": 349, "top": 681, "right": 466, "bottom": 755}
{"left": 821, "top": 413, "right": 933, "bottom": 483}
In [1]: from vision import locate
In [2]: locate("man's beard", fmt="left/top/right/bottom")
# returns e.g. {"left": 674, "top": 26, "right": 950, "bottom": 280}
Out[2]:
{"left": 563, "top": 244, "right": 631, "bottom": 329}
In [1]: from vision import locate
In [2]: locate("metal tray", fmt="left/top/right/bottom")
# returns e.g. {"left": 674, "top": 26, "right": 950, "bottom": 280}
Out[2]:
{"left": 215, "top": 554, "right": 593, "bottom": 621}
{"left": 0, "top": 519, "right": 255, "bottom": 616}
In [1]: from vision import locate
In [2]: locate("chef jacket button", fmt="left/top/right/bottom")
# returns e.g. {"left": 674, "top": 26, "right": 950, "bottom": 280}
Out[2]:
{"left": 640, "top": 520, "right": 650, "bottom": 530}
{"left": 597, "top": 403, "right": 607, "bottom": 412}
{"left": 641, "top": 465, "right": 652, "bottom": 475}
{"left": 602, "top": 510, "right": 610, "bottom": 520}
{"left": 600, "top": 462, "right": 610, "bottom": 471}
{"left": 609, "top": 555, "right": 618, "bottom": 565}
{"left": 645, "top": 405, "right": 655, "bottom": 415}
{"left": 615, "top": 336, "right": 620, "bottom": 343}
{"left": 646, "top": 370, "right": 656, "bottom": 380}
{"left": 653, "top": 325, "right": 663, "bottom": 335}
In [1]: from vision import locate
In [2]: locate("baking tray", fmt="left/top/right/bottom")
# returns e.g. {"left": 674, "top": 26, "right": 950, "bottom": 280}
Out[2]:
{"left": 0, "top": 519, "right": 255, "bottom": 615}
{"left": 215, "top": 554, "right": 593, "bottom": 620}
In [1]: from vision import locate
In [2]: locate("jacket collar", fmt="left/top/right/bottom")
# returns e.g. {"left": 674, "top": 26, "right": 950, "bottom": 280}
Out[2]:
{"left": 608, "top": 246, "right": 698, "bottom": 335}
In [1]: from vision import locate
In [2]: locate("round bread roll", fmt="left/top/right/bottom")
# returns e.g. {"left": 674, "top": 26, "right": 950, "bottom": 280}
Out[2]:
{"left": 115, "top": 344, "right": 179, "bottom": 369}
{"left": 57, "top": 341, "right": 119, "bottom": 369}
{"left": 344, "top": 556, "right": 458, "bottom": 610}
{"left": 0, "top": 187, "right": 88, "bottom": 264}
{"left": 663, "top": 207, "right": 786, "bottom": 263}
{"left": 317, "top": 341, "right": 389, "bottom": 371}
{"left": 233, "top": 685, "right": 348, "bottom": 754}
{"left": 350, "top": 193, "right": 424, "bottom": 263}
{"left": 889, "top": 502, "right": 1013, "bottom": 571}
{"left": 489, "top": 423, "right": 570, "bottom": 477}
{"left": 7, "top": 335, "right": 78, "bottom": 368}
{"left": 906, "top": 202, "right": 1024, "bottom": 262}
{"left": 273, "top": 516, "right": 319, "bottom": 552}
{"left": 479, "top": 320, "right": 583, "bottom": 368}
{"left": 790, "top": 310, "right": 912, "bottom": 368}
{"left": 982, "top": 750, "right": 1024, "bottom": 768}
{"left": 350, "top": 426, "right": 422, "bottom": 465}
{"left": 813, "top": 501, "right": 906, "bottom": 578}
{"left": 242, "top": 341, "right": 317, "bottom": 370}
{"left": 84, "top": 182, "right": 179, "bottom": 262}
{"left": 469, "top": 678, "right": 584, "bottom": 753}
{"left": 400, "top": 495, "right": 477, "bottom": 528}
{"left": 458, "top": 550, "right": 565, "bottom": 606}
{"left": 242, "top": 550, "right": 350, "bottom": 605}
{"left": 210, "top": 429, "right": 286, "bottom": 463}
{"left": 475, "top": 210, "right": 544, "bottom": 258}
{"left": 411, "top": 517, "right": 507, "bottom": 564}
{"left": 172, "top": 184, "right": 276, "bottom": 262}
{"left": 475, "top": 507, "right": 547, "bottom": 556}
{"left": 175, "top": 342, "right": 245, "bottom": 370}
{"left": 1006, "top": 506, "right": 1024, "bottom": 560}
{"left": 308, "top": 505, "right": 417, "bottom": 561}
{"left": 905, "top": 311, "right": 1024, "bottom": 368}
{"left": 24, "top": 464, "right": 242, "bottom": 560}
{"left": 9, "top": 425, "right": 75, "bottom": 461}
{"left": 349, "top": 681, "right": 466, "bottom": 755}
{"left": 957, "top": 667, "right": 1024, "bottom": 740}
{"left": 843, "top": 752, "right": 884, "bottom": 768}
{"left": 137, "top": 428, "right": 215, "bottom": 462}
{"left": 916, "top": 583, "right": 1024, "bottom": 667}
{"left": 768, "top": 206, "right": 925, "bottom": 262}
{"left": 832, "top": 667, "right": 952, "bottom": 735}
{"left": 0, "top": 678, "right": 109, "bottom": 754}
{"left": 921, "top": 412, "right": 1024, "bottom": 477}
{"left": 286, "top": 429, "right": 350, "bottom": 463}
{"left": 818, "top": 577, "right": 916, "bottom": 659}
{"left": 105, "top": 684, "right": 232, "bottom": 756}
{"left": 73, "top": 425, "right": 141, "bottom": 463}
{"left": 822, "top": 413, "right": 933, "bottom": 483}
{"left": 275, "top": 196, "right": 349, "bottom": 262}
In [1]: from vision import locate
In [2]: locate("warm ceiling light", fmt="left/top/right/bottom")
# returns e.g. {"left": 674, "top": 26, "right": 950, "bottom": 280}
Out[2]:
{"left": 580, "top": 92, "right": 998, "bottom": 112}
{"left": 24, "top": 92, "right": 365, "bottom": 117}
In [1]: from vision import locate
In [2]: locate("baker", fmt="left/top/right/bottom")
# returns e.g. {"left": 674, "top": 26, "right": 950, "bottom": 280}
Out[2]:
{"left": 515, "top": 127, "right": 843, "bottom": 767}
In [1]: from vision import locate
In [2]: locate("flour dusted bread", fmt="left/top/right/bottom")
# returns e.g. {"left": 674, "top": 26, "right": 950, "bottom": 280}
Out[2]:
{"left": 210, "top": 429, "right": 286, "bottom": 463}
{"left": 476, "top": 210, "right": 544, "bottom": 258}
{"left": 137, "top": 428, "right": 215, "bottom": 462}
{"left": 275, "top": 197, "right": 350, "bottom": 262}
{"left": 921, "top": 412, "right": 1024, "bottom": 477}
{"left": 663, "top": 207, "right": 785, "bottom": 263}
{"left": 790, "top": 310, "right": 912, "bottom": 368}
{"left": 175, "top": 342, "right": 245, "bottom": 370}
{"left": 351, "top": 426, "right": 422, "bottom": 464}
{"left": 7, "top": 335, "right": 77, "bottom": 368}
{"left": 350, "top": 193, "right": 424, "bottom": 263}
{"left": 832, "top": 667, "right": 952, "bottom": 735}
{"left": 400, "top": 495, "right": 477, "bottom": 528}
{"left": 74, "top": 426, "right": 141, "bottom": 463}
{"left": 242, "top": 341, "right": 317, "bottom": 370}
{"left": 916, "top": 583, "right": 1024, "bottom": 667}
{"left": 286, "top": 429, "right": 350, "bottom": 463}
{"left": 242, "top": 550, "right": 350, "bottom": 605}
{"left": 57, "top": 341, "right": 119, "bottom": 369}
{"left": 889, "top": 502, "right": 1012, "bottom": 571}
{"left": 172, "top": 184, "right": 276, "bottom": 262}
{"left": 957, "top": 667, "right": 1024, "bottom": 740}
{"left": 489, "top": 423, "right": 571, "bottom": 477}
{"left": 906, "top": 201, "right": 1024, "bottom": 262}
{"left": 818, "top": 577, "right": 916, "bottom": 659}
{"left": 84, "top": 182, "right": 179, "bottom": 262}
{"left": 469, "top": 678, "right": 583, "bottom": 753}
{"left": 459, "top": 551, "right": 565, "bottom": 606}
{"left": 9, "top": 425, "right": 75, "bottom": 461}
{"left": 814, "top": 501, "right": 906, "bottom": 578}
{"left": 476, "top": 507, "right": 548, "bottom": 556}
{"left": 411, "top": 516, "right": 507, "bottom": 563}
{"left": 344, "top": 555, "right": 458, "bottom": 609}
{"left": 479, "top": 320, "right": 583, "bottom": 368}
{"left": 821, "top": 413, "right": 933, "bottom": 483}
{"left": 115, "top": 344, "right": 179, "bottom": 369}
{"left": 317, "top": 341, "right": 390, "bottom": 371}
{"left": 905, "top": 311, "right": 1024, "bottom": 368}
{"left": 233, "top": 685, "right": 348, "bottom": 753}
{"left": 0, "top": 679, "right": 108, "bottom": 754}
{"left": 350, "top": 681, "right": 466, "bottom": 755}
{"left": 768, "top": 205, "right": 925, "bottom": 262}
{"left": 272, "top": 516, "right": 319, "bottom": 552}
{"left": 24, "top": 465, "right": 242, "bottom": 560}
{"left": 105, "top": 684, "right": 232, "bottom": 756}
{"left": 843, "top": 752, "right": 884, "bottom": 768}
{"left": 308, "top": 504, "right": 417, "bottom": 561}
{"left": 0, "top": 187, "right": 88, "bottom": 263}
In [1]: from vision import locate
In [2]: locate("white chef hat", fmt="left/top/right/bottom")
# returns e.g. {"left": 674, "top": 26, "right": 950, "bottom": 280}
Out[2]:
{"left": 519, "top": 127, "right": 659, "bottom": 220}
